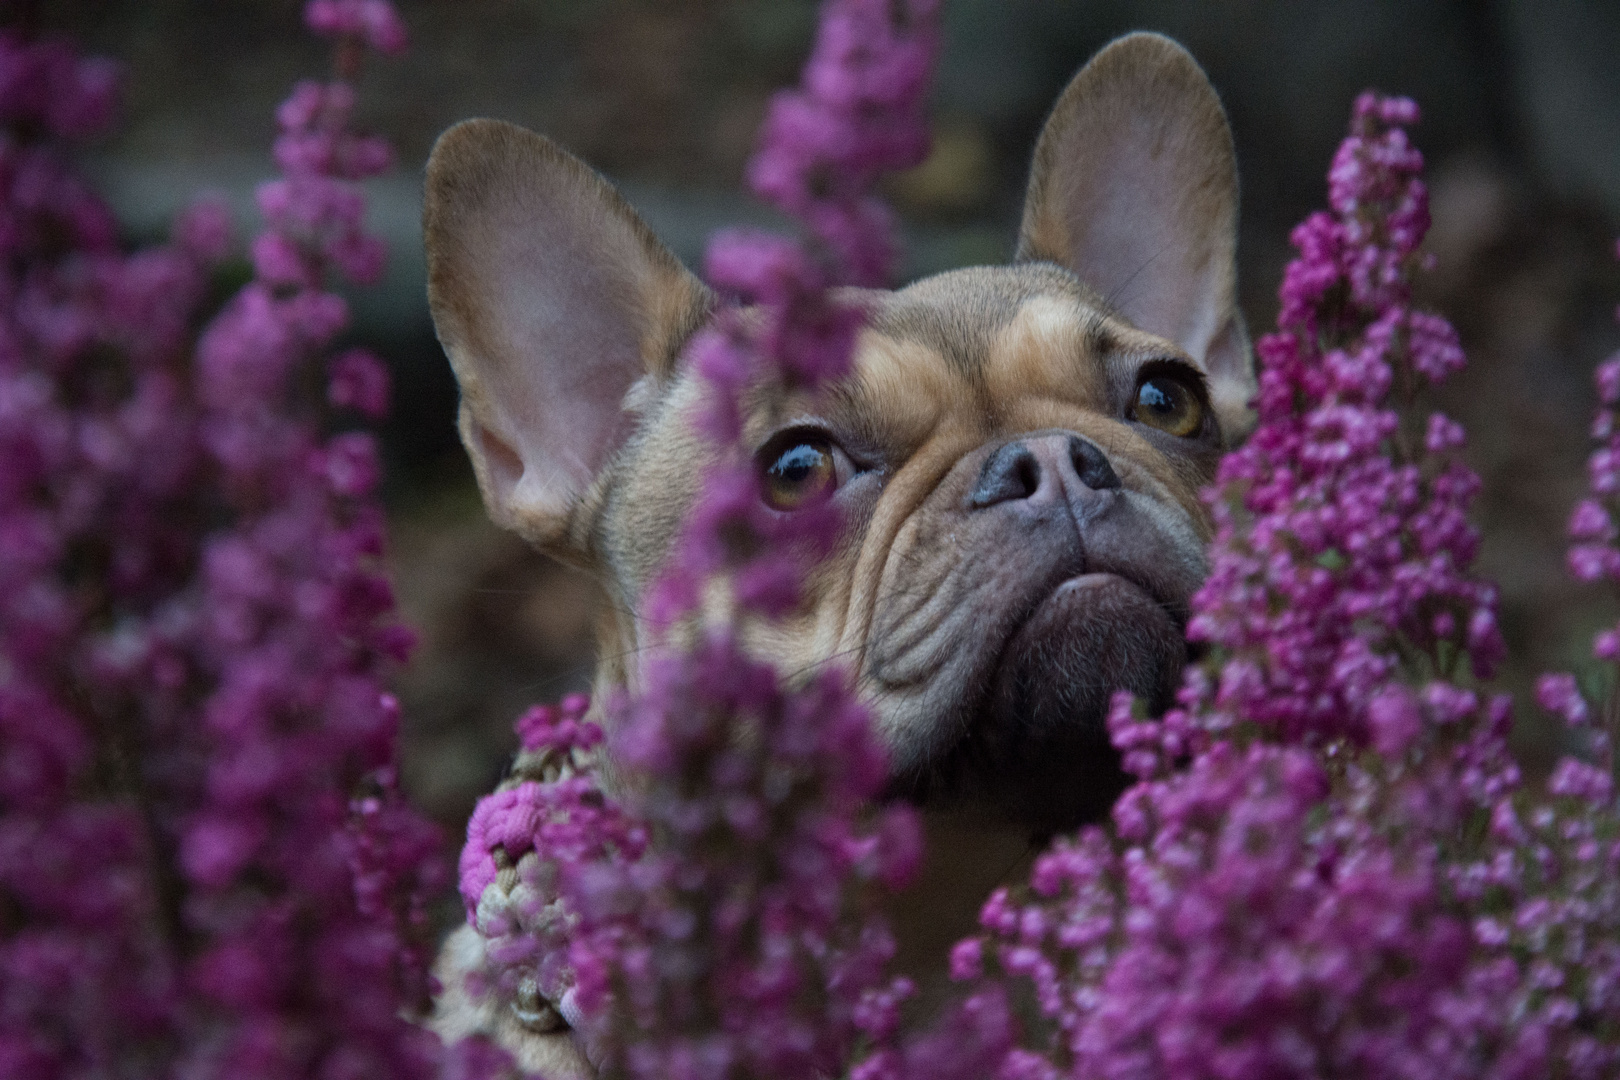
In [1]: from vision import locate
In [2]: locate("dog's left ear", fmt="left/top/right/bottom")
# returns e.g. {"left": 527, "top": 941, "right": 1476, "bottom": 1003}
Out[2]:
{"left": 1018, "top": 32, "right": 1255, "bottom": 440}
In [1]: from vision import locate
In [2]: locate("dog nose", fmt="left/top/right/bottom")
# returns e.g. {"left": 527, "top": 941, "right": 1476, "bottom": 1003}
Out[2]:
{"left": 968, "top": 432, "right": 1121, "bottom": 509}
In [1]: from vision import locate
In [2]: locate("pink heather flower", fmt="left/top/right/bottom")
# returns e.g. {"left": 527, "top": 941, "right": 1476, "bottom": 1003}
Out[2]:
{"left": 306, "top": 0, "right": 410, "bottom": 56}
{"left": 1597, "top": 356, "right": 1620, "bottom": 405}
{"left": 322, "top": 430, "right": 383, "bottom": 497}
{"left": 250, "top": 229, "right": 311, "bottom": 285}
{"left": 1535, "top": 673, "right": 1590, "bottom": 728}
{"left": 1569, "top": 498, "right": 1616, "bottom": 542}
{"left": 1596, "top": 627, "right": 1620, "bottom": 661}
{"left": 173, "top": 194, "right": 233, "bottom": 263}
{"left": 1367, "top": 683, "right": 1423, "bottom": 756}
{"left": 1569, "top": 543, "right": 1612, "bottom": 582}
{"left": 515, "top": 693, "right": 596, "bottom": 752}
{"left": 0, "top": 32, "right": 121, "bottom": 138}
{"left": 1425, "top": 411, "right": 1466, "bottom": 453}
{"left": 327, "top": 347, "right": 392, "bottom": 418}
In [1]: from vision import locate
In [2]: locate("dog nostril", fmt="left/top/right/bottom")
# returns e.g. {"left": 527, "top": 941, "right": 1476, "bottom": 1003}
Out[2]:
{"left": 1068, "top": 435, "right": 1121, "bottom": 490}
{"left": 969, "top": 442, "right": 1043, "bottom": 508}
{"left": 1013, "top": 455, "right": 1039, "bottom": 498}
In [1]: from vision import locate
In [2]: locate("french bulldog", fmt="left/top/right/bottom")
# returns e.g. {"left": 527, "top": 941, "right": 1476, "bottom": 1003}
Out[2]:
{"left": 423, "top": 31, "right": 1254, "bottom": 1077}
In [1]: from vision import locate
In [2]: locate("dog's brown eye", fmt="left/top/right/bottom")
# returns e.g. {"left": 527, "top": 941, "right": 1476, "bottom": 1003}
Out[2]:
{"left": 762, "top": 437, "right": 837, "bottom": 510}
{"left": 1132, "top": 375, "right": 1204, "bottom": 438}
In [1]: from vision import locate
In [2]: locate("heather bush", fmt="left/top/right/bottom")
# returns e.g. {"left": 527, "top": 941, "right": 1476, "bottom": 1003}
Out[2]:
{"left": 7, "top": 2, "right": 1620, "bottom": 1080}
{"left": 0, "top": 4, "right": 453, "bottom": 1078}
{"left": 938, "top": 94, "right": 1620, "bottom": 1080}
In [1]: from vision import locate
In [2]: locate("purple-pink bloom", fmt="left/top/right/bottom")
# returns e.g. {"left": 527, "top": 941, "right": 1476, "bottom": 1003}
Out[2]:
{"left": 306, "top": 0, "right": 410, "bottom": 57}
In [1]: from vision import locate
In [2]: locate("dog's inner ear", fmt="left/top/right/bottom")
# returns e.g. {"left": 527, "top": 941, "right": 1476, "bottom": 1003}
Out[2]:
{"left": 1017, "top": 32, "right": 1254, "bottom": 439}
{"left": 424, "top": 119, "right": 710, "bottom": 554}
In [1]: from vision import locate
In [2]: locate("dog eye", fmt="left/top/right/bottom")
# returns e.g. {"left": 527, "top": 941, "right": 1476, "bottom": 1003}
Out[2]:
{"left": 1131, "top": 374, "right": 1205, "bottom": 438}
{"left": 760, "top": 435, "right": 838, "bottom": 510}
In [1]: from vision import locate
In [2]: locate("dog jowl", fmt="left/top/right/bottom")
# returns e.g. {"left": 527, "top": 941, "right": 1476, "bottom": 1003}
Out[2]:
{"left": 423, "top": 29, "right": 1254, "bottom": 1069}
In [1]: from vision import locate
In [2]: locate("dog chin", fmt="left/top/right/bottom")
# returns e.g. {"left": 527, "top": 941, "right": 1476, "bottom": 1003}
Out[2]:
{"left": 892, "top": 572, "right": 1189, "bottom": 839}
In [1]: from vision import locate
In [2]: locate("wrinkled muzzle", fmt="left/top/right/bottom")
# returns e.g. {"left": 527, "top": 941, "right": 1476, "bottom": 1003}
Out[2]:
{"left": 870, "top": 429, "right": 1206, "bottom": 836}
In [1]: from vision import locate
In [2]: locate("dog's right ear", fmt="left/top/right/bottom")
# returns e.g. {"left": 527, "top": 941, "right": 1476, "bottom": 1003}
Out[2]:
{"left": 424, "top": 119, "right": 711, "bottom": 556}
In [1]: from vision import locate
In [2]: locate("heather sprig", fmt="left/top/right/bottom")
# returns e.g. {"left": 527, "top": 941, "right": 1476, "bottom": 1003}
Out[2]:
{"left": 942, "top": 94, "right": 1620, "bottom": 1080}
{"left": 647, "top": 0, "right": 939, "bottom": 624}
{"left": 0, "top": 29, "right": 222, "bottom": 1076}
{"left": 1193, "top": 92, "right": 1498, "bottom": 751}
{"left": 0, "top": 7, "right": 458, "bottom": 1078}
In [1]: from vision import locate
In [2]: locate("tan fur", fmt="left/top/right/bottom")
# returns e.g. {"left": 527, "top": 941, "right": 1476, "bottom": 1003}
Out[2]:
{"left": 423, "top": 33, "right": 1252, "bottom": 1070}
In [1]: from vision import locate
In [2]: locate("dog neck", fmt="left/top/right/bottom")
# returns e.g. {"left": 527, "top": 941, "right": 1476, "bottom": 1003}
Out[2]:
{"left": 889, "top": 809, "right": 1038, "bottom": 1013}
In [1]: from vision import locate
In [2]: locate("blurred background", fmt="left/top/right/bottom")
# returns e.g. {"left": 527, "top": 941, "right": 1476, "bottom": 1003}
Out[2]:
{"left": 36, "top": 0, "right": 1620, "bottom": 832}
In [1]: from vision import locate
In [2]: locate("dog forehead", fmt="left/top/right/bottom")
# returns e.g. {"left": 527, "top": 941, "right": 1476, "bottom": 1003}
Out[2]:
{"left": 833, "top": 263, "right": 1157, "bottom": 447}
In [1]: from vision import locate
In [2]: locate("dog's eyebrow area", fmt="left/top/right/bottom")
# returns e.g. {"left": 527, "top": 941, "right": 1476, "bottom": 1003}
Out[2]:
{"left": 980, "top": 293, "right": 1112, "bottom": 409}
{"left": 825, "top": 274, "right": 1177, "bottom": 459}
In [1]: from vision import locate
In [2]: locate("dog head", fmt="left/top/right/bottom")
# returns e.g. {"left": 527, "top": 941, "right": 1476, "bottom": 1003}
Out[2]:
{"left": 423, "top": 32, "right": 1252, "bottom": 839}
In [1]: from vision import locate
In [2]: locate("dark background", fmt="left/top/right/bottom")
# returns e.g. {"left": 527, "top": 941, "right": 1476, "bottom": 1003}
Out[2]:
{"left": 37, "top": 0, "right": 1620, "bottom": 830}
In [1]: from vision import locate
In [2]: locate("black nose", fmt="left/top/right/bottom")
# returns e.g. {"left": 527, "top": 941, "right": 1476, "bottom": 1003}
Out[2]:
{"left": 968, "top": 433, "right": 1121, "bottom": 509}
